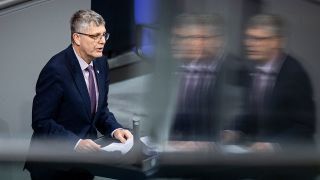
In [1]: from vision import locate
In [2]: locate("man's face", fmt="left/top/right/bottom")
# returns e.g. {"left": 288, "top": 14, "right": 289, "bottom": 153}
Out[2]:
{"left": 245, "top": 26, "right": 282, "bottom": 62}
{"left": 171, "top": 24, "right": 217, "bottom": 61}
{"left": 202, "top": 28, "right": 222, "bottom": 58}
{"left": 76, "top": 23, "right": 107, "bottom": 61}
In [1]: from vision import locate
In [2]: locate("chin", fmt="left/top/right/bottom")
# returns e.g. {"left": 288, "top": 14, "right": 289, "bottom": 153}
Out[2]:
{"left": 248, "top": 54, "right": 263, "bottom": 61}
{"left": 94, "top": 52, "right": 103, "bottom": 58}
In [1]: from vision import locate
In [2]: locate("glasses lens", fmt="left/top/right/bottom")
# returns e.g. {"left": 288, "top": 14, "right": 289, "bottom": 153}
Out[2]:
{"left": 105, "top": 33, "right": 110, "bottom": 40}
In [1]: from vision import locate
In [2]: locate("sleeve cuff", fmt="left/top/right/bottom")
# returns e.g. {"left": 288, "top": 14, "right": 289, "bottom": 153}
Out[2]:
{"left": 74, "top": 139, "right": 82, "bottom": 150}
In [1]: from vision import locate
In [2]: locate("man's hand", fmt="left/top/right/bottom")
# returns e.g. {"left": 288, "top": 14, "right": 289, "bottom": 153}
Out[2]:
{"left": 75, "top": 139, "right": 101, "bottom": 152}
{"left": 113, "top": 129, "right": 133, "bottom": 143}
{"left": 250, "top": 142, "right": 277, "bottom": 152}
{"left": 167, "top": 141, "right": 213, "bottom": 152}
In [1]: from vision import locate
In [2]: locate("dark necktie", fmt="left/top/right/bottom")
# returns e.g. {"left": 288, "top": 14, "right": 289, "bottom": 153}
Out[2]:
{"left": 86, "top": 65, "right": 97, "bottom": 114}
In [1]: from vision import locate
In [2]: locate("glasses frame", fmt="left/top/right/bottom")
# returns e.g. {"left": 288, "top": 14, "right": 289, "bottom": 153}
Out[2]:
{"left": 76, "top": 32, "right": 110, "bottom": 41}
{"left": 245, "top": 35, "right": 278, "bottom": 43}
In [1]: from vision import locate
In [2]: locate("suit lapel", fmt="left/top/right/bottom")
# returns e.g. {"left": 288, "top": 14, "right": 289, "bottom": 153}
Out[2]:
{"left": 66, "top": 46, "right": 91, "bottom": 119}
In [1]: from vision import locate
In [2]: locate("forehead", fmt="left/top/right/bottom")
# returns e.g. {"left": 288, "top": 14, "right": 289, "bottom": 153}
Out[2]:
{"left": 174, "top": 24, "right": 213, "bottom": 34}
{"left": 246, "top": 26, "right": 273, "bottom": 36}
{"left": 83, "top": 22, "right": 106, "bottom": 33}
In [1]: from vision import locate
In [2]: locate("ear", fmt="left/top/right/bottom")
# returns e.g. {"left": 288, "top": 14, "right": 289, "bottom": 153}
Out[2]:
{"left": 279, "top": 37, "right": 286, "bottom": 49}
{"left": 273, "top": 36, "right": 285, "bottom": 49}
{"left": 72, "top": 33, "right": 81, "bottom": 46}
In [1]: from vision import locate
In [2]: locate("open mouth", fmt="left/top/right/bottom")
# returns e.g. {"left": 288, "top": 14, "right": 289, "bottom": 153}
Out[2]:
{"left": 247, "top": 50, "right": 260, "bottom": 55}
{"left": 96, "top": 48, "right": 104, "bottom": 52}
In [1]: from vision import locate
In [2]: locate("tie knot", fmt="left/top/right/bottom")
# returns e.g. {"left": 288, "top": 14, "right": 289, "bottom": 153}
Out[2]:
{"left": 86, "top": 65, "right": 94, "bottom": 72}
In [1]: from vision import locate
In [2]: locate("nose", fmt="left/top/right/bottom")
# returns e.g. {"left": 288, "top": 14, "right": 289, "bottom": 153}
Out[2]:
{"left": 98, "top": 36, "right": 106, "bottom": 44}
{"left": 246, "top": 38, "right": 260, "bottom": 48}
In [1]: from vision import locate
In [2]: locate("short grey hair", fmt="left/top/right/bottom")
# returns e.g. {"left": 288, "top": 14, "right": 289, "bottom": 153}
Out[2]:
{"left": 247, "top": 14, "right": 285, "bottom": 37}
{"left": 70, "top": 9, "right": 105, "bottom": 41}
{"left": 173, "top": 13, "right": 225, "bottom": 36}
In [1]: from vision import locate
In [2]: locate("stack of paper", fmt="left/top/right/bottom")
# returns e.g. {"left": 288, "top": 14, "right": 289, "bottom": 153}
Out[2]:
{"left": 101, "top": 137, "right": 134, "bottom": 154}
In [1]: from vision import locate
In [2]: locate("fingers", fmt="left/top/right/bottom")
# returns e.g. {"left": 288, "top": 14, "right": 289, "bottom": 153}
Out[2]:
{"left": 88, "top": 139, "right": 101, "bottom": 151}
{"left": 114, "top": 129, "right": 133, "bottom": 143}
{"left": 117, "top": 135, "right": 127, "bottom": 143}
{"left": 123, "top": 129, "right": 133, "bottom": 139}
{"left": 75, "top": 139, "right": 101, "bottom": 152}
{"left": 114, "top": 130, "right": 127, "bottom": 143}
{"left": 250, "top": 142, "right": 274, "bottom": 152}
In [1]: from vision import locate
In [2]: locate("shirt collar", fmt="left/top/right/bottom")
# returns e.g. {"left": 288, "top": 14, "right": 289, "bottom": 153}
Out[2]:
{"left": 179, "top": 53, "right": 225, "bottom": 73}
{"left": 72, "top": 46, "right": 93, "bottom": 71}
{"left": 255, "top": 54, "right": 280, "bottom": 74}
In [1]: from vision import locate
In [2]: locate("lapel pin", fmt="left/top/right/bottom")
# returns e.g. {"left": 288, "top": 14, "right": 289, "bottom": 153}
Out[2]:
{"left": 97, "top": 70, "right": 99, "bottom": 74}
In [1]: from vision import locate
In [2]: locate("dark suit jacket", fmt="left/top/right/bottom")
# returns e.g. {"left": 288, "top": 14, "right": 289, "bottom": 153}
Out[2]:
{"left": 25, "top": 45, "right": 122, "bottom": 174}
{"left": 233, "top": 55, "right": 315, "bottom": 145}
{"left": 170, "top": 54, "right": 246, "bottom": 141}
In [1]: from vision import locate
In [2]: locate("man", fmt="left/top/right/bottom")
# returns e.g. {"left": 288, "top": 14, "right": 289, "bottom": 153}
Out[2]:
{"left": 25, "top": 9, "right": 132, "bottom": 179}
{"left": 169, "top": 14, "right": 244, "bottom": 142}
{"left": 223, "top": 14, "right": 315, "bottom": 151}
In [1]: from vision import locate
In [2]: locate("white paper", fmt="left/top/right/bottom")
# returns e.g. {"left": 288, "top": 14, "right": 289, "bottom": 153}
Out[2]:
{"left": 101, "top": 137, "right": 134, "bottom": 154}
{"left": 220, "top": 145, "right": 251, "bottom": 154}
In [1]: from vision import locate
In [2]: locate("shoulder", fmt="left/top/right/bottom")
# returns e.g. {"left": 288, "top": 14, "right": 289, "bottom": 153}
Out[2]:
{"left": 39, "top": 46, "right": 72, "bottom": 78}
{"left": 282, "top": 55, "right": 306, "bottom": 72}
{"left": 279, "top": 54, "right": 313, "bottom": 91}
{"left": 280, "top": 55, "right": 311, "bottom": 80}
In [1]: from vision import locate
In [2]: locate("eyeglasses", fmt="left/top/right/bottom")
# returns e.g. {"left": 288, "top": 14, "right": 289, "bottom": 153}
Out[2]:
{"left": 172, "top": 34, "right": 220, "bottom": 41}
{"left": 76, "top": 32, "right": 110, "bottom": 41}
{"left": 246, "top": 35, "right": 276, "bottom": 42}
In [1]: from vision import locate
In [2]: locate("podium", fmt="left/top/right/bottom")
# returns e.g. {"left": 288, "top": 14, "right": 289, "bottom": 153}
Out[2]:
{"left": 90, "top": 137, "right": 318, "bottom": 179}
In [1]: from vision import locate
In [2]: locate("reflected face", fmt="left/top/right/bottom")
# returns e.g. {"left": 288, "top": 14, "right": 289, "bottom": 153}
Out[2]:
{"left": 75, "top": 23, "right": 107, "bottom": 61}
{"left": 245, "top": 26, "right": 282, "bottom": 62}
{"left": 171, "top": 24, "right": 220, "bottom": 60}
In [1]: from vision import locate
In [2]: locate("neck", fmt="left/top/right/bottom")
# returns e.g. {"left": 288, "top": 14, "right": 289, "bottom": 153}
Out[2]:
{"left": 256, "top": 50, "right": 281, "bottom": 66}
{"left": 72, "top": 44, "right": 93, "bottom": 64}
{"left": 269, "top": 50, "right": 281, "bottom": 62}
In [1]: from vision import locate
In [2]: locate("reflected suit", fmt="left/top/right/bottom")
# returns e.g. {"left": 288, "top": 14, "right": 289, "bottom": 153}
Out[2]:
{"left": 233, "top": 55, "right": 315, "bottom": 145}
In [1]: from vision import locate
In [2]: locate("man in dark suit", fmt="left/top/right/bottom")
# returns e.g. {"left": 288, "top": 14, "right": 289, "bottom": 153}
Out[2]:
{"left": 223, "top": 14, "right": 315, "bottom": 152}
{"left": 25, "top": 9, "right": 132, "bottom": 179}
{"left": 169, "top": 14, "right": 244, "bottom": 142}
